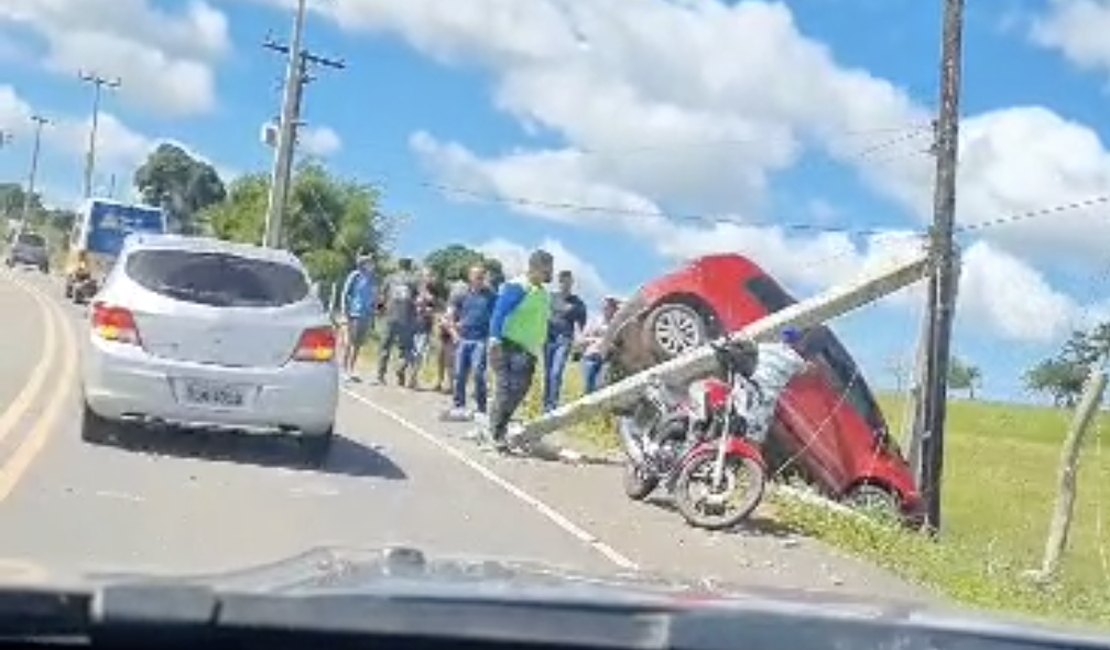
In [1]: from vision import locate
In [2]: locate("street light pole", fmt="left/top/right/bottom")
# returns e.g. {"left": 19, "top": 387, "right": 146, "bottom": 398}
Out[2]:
{"left": 21, "top": 115, "right": 50, "bottom": 228}
{"left": 262, "top": 0, "right": 309, "bottom": 249}
{"left": 79, "top": 71, "right": 122, "bottom": 199}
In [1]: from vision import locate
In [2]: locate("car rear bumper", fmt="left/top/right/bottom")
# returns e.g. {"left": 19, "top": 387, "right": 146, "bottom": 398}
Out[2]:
{"left": 81, "top": 336, "right": 339, "bottom": 435}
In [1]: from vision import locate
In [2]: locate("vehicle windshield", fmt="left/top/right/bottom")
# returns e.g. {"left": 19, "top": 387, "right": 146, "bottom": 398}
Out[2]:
{"left": 125, "top": 249, "right": 309, "bottom": 308}
{"left": 16, "top": 233, "right": 45, "bottom": 247}
{"left": 1, "top": 0, "right": 1105, "bottom": 639}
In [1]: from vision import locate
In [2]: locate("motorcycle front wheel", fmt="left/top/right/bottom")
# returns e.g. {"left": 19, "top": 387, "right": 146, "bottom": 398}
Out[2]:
{"left": 673, "top": 451, "right": 766, "bottom": 531}
{"left": 623, "top": 461, "right": 660, "bottom": 501}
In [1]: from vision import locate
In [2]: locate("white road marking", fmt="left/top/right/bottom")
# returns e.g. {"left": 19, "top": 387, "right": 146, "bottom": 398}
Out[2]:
{"left": 342, "top": 389, "right": 639, "bottom": 571}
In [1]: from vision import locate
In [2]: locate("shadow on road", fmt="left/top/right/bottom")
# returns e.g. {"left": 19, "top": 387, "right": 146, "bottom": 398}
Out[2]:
{"left": 644, "top": 495, "right": 800, "bottom": 538}
{"left": 96, "top": 425, "right": 407, "bottom": 480}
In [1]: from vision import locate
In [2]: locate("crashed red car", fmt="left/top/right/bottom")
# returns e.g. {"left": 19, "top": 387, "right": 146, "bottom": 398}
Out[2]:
{"left": 599, "top": 254, "right": 922, "bottom": 522}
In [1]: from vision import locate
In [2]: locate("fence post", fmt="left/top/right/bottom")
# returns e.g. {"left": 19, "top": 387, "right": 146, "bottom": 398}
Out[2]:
{"left": 1026, "top": 368, "right": 1107, "bottom": 584}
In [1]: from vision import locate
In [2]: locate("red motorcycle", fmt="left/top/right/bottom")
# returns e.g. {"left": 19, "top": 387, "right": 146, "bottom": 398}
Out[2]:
{"left": 618, "top": 340, "right": 768, "bottom": 531}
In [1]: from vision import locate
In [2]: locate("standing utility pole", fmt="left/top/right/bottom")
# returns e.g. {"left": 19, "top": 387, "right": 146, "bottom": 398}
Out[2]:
{"left": 917, "top": 0, "right": 966, "bottom": 533}
{"left": 261, "top": 0, "right": 345, "bottom": 249}
{"left": 78, "top": 71, "right": 122, "bottom": 199}
{"left": 21, "top": 115, "right": 50, "bottom": 227}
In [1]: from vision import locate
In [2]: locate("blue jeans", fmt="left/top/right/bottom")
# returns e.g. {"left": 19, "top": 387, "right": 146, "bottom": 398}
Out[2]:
{"left": 542, "top": 336, "right": 572, "bottom": 413}
{"left": 453, "top": 338, "right": 488, "bottom": 412}
{"left": 581, "top": 354, "right": 604, "bottom": 394}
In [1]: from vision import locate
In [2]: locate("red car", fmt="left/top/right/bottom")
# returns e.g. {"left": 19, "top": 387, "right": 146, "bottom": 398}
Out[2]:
{"left": 599, "top": 254, "right": 922, "bottom": 521}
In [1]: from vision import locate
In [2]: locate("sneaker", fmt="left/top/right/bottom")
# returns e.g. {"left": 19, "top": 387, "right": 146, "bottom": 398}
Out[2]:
{"left": 440, "top": 407, "right": 471, "bottom": 422}
{"left": 472, "top": 411, "right": 489, "bottom": 425}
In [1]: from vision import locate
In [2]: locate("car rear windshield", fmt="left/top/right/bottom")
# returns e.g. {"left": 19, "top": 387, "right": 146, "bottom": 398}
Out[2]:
{"left": 125, "top": 249, "right": 309, "bottom": 308}
{"left": 16, "top": 233, "right": 45, "bottom": 247}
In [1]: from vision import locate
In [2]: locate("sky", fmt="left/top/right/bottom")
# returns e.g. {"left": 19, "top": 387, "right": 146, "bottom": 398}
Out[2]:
{"left": 2, "top": 0, "right": 1110, "bottom": 402}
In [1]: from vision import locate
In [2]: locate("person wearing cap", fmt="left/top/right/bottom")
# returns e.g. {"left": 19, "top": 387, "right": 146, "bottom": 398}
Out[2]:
{"left": 743, "top": 326, "right": 812, "bottom": 444}
{"left": 376, "top": 256, "right": 422, "bottom": 386}
{"left": 339, "top": 253, "right": 377, "bottom": 381}
{"left": 486, "top": 249, "right": 554, "bottom": 452}
{"left": 577, "top": 296, "right": 621, "bottom": 394}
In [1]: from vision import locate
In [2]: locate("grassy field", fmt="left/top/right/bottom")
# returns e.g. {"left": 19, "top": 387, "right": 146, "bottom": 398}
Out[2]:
{"left": 360, "top": 333, "right": 1110, "bottom": 625}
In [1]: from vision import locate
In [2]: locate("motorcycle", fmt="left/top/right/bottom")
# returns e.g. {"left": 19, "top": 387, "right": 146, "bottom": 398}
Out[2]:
{"left": 617, "top": 339, "right": 768, "bottom": 531}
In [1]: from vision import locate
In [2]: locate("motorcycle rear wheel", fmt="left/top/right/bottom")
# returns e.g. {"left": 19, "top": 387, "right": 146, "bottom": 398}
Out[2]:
{"left": 673, "top": 451, "right": 765, "bottom": 531}
{"left": 623, "top": 462, "right": 660, "bottom": 501}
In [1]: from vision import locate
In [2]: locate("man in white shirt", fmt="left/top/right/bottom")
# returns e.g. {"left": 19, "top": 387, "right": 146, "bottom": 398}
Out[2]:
{"left": 743, "top": 326, "right": 811, "bottom": 444}
{"left": 578, "top": 296, "right": 620, "bottom": 393}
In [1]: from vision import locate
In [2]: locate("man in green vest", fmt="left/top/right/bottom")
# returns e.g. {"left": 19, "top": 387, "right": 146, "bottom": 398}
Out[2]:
{"left": 486, "top": 249, "right": 555, "bottom": 452}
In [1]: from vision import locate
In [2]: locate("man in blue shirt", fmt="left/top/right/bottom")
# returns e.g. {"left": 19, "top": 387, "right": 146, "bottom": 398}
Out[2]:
{"left": 542, "top": 270, "right": 587, "bottom": 413}
{"left": 443, "top": 265, "right": 496, "bottom": 420}
{"left": 340, "top": 254, "right": 376, "bottom": 381}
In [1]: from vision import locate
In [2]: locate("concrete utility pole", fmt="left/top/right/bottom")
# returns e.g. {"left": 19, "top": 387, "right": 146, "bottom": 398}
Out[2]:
{"left": 261, "top": 0, "right": 345, "bottom": 249}
{"left": 78, "top": 71, "right": 122, "bottom": 199}
{"left": 21, "top": 115, "right": 50, "bottom": 227}
{"left": 917, "top": 0, "right": 966, "bottom": 533}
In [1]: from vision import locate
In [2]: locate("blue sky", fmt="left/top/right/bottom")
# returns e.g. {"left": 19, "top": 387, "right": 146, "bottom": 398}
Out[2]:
{"left": 2, "top": 0, "right": 1110, "bottom": 402}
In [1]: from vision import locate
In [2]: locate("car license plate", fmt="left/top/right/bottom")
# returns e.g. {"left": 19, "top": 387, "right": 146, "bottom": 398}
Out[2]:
{"left": 181, "top": 380, "right": 246, "bottom": 408}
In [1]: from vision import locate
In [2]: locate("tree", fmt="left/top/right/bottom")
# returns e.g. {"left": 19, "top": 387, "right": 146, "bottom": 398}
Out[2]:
{"left": 1024, "top": 358, "right": 1088, "bottom": 408}
{"left": 134, "top": 143, "right": 226, "bottom": 234}
{"left": 201, "top": 161, "right": 393, "bottom": 286}
{"left": 423, "top": 243, "right": 505, "bottom": 287}
{"left": 0, "top": 182, "right": 41, "bottom": 219}
{"left": 947, "top": 356, "right": 982, "bottom": 399}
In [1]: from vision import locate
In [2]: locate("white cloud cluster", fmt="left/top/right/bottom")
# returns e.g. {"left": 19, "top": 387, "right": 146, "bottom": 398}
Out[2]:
{"left": 274, "top": 0, "right": 1107, "bottom": 344}
{"left": 1030, "top": 0, "right": 1110, "bottom": 79}
{"left": 0, "top": 0, "right": 230, "bottom": 116}
{"left": 299, "top": 125, "right": 343, "bottom": 157}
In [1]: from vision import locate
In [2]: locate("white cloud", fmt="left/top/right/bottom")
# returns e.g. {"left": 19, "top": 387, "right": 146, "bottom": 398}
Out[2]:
{"left": 285, "top": 0, "right": 1110, "bottom": 343}
{"left": 1030, "top": 0, "right": 1110, "bottom": 79}
{"left": 299, "top": 125, "right": 342, "bottom": 157}
{"left": 0, "top": 0, "right": 229, "bottom": 116}
{"left": 478, "top": 237, "right": 610, "bottom": 304}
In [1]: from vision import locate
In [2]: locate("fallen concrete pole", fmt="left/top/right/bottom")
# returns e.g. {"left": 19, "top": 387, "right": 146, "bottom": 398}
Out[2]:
{"left": 514, "top": 248, "right": 931, "bottom": 445}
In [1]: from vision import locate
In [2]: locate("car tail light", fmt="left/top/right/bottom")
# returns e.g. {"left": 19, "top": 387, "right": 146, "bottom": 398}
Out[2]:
{"left": 91, "top": 303, "right": 141, "bottom": 345}
{"left": 293, "top": 326, "right": 336, "bottom": 362}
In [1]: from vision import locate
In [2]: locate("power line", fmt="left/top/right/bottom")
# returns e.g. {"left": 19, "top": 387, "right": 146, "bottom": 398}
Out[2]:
{"left": 78, "top": 71, "right": 122, "bottom": 199}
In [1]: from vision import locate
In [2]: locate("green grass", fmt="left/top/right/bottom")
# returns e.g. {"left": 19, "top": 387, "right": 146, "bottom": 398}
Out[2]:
{"left": 359, "top": 333, "right": 1110, "bottom": 625}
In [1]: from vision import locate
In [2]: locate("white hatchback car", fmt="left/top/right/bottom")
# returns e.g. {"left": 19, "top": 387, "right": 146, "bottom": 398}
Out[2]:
{"left": 80, "top": 234, "right": 340, "bottom": 460}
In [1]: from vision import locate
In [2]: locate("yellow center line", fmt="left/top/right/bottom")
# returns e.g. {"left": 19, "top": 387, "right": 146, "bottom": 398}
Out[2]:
{"left": 0, "top": 275, "right": 77, "bottom": 501}
{"left": 0, "top": 272, "right": 59, "bottom": 449}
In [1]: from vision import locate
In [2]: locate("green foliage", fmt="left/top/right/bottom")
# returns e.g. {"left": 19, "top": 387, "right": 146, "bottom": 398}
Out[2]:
{"left": 200, "top": 162, "right": 393, "bottom": 286}
{"left": 134, "top": 142, "right": 227, "bottom": 234}
{"left": 423, "top": 243, "right": 505, "bottom": 287}
{"left": 947, "top": 355, "right": 982, "bottom": 399}
{"left": 0, "top": 182, "right": 41, "bottom": 219}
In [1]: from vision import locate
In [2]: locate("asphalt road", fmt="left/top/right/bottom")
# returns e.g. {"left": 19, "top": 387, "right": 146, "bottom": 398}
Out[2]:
{"left": 0, "top": 267, "right": 927, "bottom": 603}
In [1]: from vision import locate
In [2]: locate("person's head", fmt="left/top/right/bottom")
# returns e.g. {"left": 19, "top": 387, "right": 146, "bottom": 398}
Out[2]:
{"left": 397, "top": 257, "right": 414, "bottom": 272}
{"left": 356, "top": 254, "right": 373, "bottom": 272}
{"left": 602, "top": 296, "right": 620, "bottom": 320}
{"left": 527, "top": 249, "right": 555, "bottom": 286}
{"left": 422, "top": 267, "right": 437, "bottom": 284}
{"left": 556, "top": 270, "right": 575, "bottom": 294}
{"left": 467, "top": 264, "right": 487, "bottom": 288}
{"left": 781, "top": 326, "right": 803, "bottom": 347}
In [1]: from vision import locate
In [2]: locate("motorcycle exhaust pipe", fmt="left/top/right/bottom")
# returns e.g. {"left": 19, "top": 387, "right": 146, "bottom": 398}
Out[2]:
{"left": 618, "top": 416, "right": 647, "bottom": 465}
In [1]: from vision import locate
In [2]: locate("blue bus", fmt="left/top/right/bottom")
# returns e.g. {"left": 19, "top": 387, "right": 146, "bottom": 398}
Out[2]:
{"left": 65, "top": 198, "right": 167, "bottom": 301}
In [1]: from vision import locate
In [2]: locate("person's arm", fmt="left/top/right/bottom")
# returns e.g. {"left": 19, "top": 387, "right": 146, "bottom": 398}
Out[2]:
{"left": 489, "top": 281, "right": 526, "bottom": 343}
{"left": 573, "top": 298, "right": 589, "bottom": 336}
{"left": 338, "top": 271, "right": 356, "bottom": 316}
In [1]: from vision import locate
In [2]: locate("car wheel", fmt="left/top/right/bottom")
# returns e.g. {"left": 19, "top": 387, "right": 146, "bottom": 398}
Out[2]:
{"left": 644, "top": 302, "right": 708, "bottom": 360}
{"left": 301, "top": 427, "right": 334, "bottom": 464}
{"left": 80, "top": 402, "right": 115, "bottom": 445}
{"left": 844, "top": 483, "right": 902, "bottom": 521}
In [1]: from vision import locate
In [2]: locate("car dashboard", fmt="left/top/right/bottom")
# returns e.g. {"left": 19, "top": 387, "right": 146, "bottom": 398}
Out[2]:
{"left": 0, "top": 583, "right": 1106, "bottom": 650}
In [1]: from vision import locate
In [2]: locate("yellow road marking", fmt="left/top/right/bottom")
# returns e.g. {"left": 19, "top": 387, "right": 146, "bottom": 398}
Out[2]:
{"left": 0, "top": 276, "right": 77, "bottom": 502}
{"left": 0, "top": 272, "right": 59, "bottom": 449}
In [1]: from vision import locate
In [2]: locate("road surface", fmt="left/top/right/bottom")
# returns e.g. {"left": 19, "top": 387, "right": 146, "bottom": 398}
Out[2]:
{"left": 0, "top": 267, "right": 926, "bottom": 602}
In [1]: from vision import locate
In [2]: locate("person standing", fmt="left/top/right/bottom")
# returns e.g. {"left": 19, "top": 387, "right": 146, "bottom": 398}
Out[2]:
{"left": 408, "top": 267, "right": 440, "bottom": 389}
{"left": 486, "top": 250, "right": 554, "bottom": 452}
{"left": 578, "top": 296, "right": 621, "bottom": 394}
{"left": 443, "top": 265, "right": 496, "bottom": 421}
{"left": 376, "top": 257, "right": 421, "bottom": 386}
{"left": 542, "top": 270, "right": 587, "bottom": 413}
{"left": 339, "top": 254, "right": 376, "bottom": 382}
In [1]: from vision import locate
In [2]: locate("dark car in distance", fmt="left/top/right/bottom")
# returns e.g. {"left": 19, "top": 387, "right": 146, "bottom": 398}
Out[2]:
{"left": 5, "top": 230, "right": 50, "bottom": 273}
{"left": 599, "top": 254, "right": 921, "bottom": 522}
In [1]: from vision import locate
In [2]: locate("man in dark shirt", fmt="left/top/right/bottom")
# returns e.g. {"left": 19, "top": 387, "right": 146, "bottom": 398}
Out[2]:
{"left": 443, "top": 265, "right": 496, "bottom": 420}
{"left": 408, "top": 267, "right": 440, "bottom": 389}
{"left": 376, "top": 257, "right": 421, "bottom": 386}
{"left": 542, "top": 270, "right": 587, "bottom": 413}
